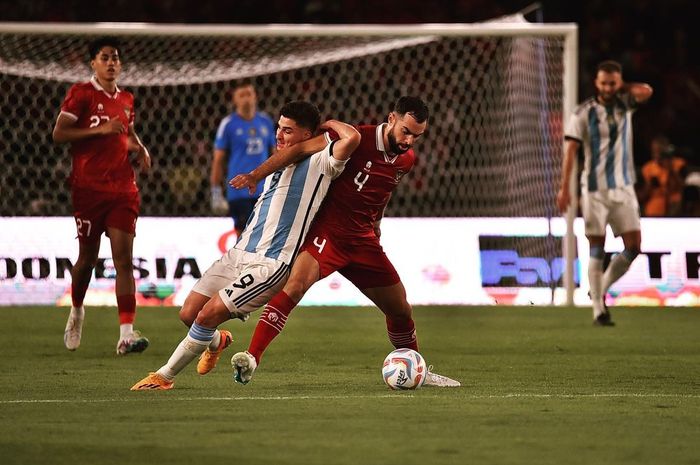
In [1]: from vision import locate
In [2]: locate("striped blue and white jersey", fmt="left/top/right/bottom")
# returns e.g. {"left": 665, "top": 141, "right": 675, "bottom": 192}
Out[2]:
{"left": 565, "top": 93, "right": 638, "bottom": 192}
{"left": 234, "top": 136, "right": 346, "bottom": 265}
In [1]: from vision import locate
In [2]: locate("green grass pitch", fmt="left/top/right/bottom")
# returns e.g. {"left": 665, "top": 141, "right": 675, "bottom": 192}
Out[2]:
{"left": 0, "top": 305, "right": 699, "bottom": 465}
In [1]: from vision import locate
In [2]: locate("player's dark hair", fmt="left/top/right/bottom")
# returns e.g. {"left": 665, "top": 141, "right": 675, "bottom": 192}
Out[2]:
{"left": 596, "top": 60, "right": 622, "bottom": 75}
{"left": 280, "top": 101, "right": 321, "bottom": 132}
{"left": 233, "top": 78, "right": 254, "bottom": 90}
{"left": 394, "top": 96, "right": 429, "bottom": 124}
{"left": 88, "top": 37, "right": 122, "bottom": 60}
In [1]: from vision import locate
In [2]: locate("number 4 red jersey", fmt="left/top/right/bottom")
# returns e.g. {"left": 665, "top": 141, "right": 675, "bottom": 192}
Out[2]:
{"left": 59, "top": 76, "right": 137, "bottom": 193}
{"left": 312, "top": 124, "right": 415, "bottom": 238}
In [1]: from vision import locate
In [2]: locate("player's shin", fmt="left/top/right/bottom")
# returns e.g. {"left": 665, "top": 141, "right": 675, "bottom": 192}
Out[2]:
{"left": 386, "top": 315, "right": 418, "bottom": 351}
{"left": 248, "top": 291, "right": 296, "bottom": 363}
{"left": 602, "top": 249, "right": 637, "bottom": 294}
{"left": 157, "top": 323, "right": 215, "bottom": 379}
{"left": 588, "top": 246, "right": 605, "bottom": 318}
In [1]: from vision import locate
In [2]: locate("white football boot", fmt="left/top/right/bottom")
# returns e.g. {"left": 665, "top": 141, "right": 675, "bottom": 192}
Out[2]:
{"left": 64, "top": 306, "right": 85, "bottom": 351}
{"left": 424, "top": 365, "right": 461, "bottom": 387}
{"left": 116, "top": 331, "right": 150, "bottom": 355}
{"left": 231, "top": 351, "right": 257, "bottom": 385}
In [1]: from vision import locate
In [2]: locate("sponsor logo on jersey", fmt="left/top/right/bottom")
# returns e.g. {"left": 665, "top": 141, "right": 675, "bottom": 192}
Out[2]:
{"left": 97, "top": 103, "right": 104, "bottom": 112}
{"left": 123, "top": 107, "right": 130, "bottom": 119}
{"left": 249, "top": 127, "right": 257, "bottom": 137}
{"left": 364, "top": 161, "right": 372, "bottom": 172}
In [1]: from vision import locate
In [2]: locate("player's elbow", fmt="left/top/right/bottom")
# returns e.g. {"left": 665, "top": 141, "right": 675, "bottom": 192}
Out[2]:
{"left": 635, "top": 84, "right": 653, "bottom": 103}
{"left": 347, "top": 128, "right": 361, "bottom": 150}
{"left": 52, "top": 127, "right": 66, "bottom": 144}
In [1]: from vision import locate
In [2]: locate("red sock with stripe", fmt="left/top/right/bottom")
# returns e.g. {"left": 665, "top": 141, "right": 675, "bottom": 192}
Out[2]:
{"left": 248, "top": 291, "right": 296, "bottom": 364}
{"left": 117, "top": 294, "right": 136, "bottom": 325}
{"left": 386, "top": 315, "right": 419, "bottom": 351}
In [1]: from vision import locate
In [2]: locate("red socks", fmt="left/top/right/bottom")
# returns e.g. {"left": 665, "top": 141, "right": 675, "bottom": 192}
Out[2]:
{"left": 386, "top": 315, "right": 418, "bottom": 351}
{"left": 117, "top": 294, "right": 136, "bottom": 325}
{"left": 71, "top": 281, "right": 87, "bottom": 308}
{"left": 248, "top": 291, "right": 297, "bottom": 364}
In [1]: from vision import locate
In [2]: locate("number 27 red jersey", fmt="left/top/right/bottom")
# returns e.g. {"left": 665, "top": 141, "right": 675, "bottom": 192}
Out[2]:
{"left": 312, "top": 124, "right": 415, "bottom": 239}
{"left": 59, "top": 76, "right": 137, "bottom": 193}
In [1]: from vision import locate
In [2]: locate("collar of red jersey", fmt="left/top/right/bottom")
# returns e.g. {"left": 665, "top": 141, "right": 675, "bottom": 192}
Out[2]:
{"left": 90, "top": 75, "right": 121, "bottom": 99}
{"left": 375, "top": 123, "right": 399, "bottom": 164}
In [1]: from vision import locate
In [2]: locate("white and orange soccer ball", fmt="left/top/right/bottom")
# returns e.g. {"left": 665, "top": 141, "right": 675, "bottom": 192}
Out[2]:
{"left": 382, "top": 348, "right": 427, "bottom": 390}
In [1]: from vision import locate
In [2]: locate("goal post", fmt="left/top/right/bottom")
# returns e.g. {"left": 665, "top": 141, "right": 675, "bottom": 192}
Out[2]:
{"left": 0, "top": 21, "right": 578, "bottom": 304}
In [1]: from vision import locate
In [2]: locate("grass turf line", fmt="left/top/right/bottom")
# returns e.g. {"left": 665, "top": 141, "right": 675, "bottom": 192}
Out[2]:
{"left": 0, "top": 305, "right": 698, "bottom": 465}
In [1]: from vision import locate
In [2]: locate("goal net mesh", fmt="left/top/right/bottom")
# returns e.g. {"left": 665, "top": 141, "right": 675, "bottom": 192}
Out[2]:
{"left": 0, "top": 28, "right": 565, "bottom": 219}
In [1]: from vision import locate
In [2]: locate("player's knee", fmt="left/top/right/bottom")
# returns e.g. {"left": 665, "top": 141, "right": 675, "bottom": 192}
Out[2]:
{"left": 179, "top": 307, "right": 196, "bottom": 327}
{"left": 110, "top": 253, "right": 134, "bottom": 274}
{"left": 74, "top": 257, "right": 97, "bottom": 271}
{"left": 196, "top": 300, "right": 230, "bottom": 328}
{"left": 622, "top": 247, "right": 640, "bottom": 261}
{"left": 283, "top": 278, "right": 309, "bottom": 303}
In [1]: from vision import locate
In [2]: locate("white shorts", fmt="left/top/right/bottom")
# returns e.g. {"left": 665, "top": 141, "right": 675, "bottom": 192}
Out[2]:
{"left": 581, "top": 185, "right": 641, "bottom": 237}
{"left": 192, "top": 248, "right": 290, "bottom": 319}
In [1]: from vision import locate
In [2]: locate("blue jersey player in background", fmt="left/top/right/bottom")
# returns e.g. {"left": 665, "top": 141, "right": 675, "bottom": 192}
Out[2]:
{"left": 210, "top": 79, "right": 276, "bottom": 235}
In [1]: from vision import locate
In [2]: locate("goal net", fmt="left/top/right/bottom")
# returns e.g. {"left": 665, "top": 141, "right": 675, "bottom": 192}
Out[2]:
{"left": 0, "top": 21, "right": 578, "bottom": 303}
{"left": 0, "top": 22, "right": 575, "bottom": 216}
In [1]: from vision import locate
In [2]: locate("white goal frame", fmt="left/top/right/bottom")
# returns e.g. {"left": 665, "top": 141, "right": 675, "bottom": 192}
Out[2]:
{"left": 0, "top": 21, "right": 579, "bottom": 305}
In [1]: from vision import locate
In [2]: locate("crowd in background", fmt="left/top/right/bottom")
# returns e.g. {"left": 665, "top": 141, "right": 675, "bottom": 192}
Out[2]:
{"left": 2, "top": 0, "right": 698, "bottom": 217}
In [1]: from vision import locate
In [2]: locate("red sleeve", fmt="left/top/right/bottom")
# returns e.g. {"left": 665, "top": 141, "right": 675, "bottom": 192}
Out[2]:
{"left": 60, "top": 85, "right": 86, "bottom": 120}
{"left": 323, "top": 128, "right": 339, "bottom": 142}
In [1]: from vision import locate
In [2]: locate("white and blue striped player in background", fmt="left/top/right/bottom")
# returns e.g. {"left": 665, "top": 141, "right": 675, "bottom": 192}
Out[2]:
{"left": 132, "top": 101, "right": 361, "bottom": 390}
{"left": 558, "top": 60, "right": 653, "bottom": 326}
{"left": 210, "top": 80, "right": 276, "bottom": 236}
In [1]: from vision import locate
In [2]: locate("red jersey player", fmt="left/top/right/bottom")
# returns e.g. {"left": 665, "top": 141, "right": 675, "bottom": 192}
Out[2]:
{"left": 52, "top": 37, "right": 151, "bottom": 355}
{"left": 230, "top": 96, "right": 460, "bottom": 387}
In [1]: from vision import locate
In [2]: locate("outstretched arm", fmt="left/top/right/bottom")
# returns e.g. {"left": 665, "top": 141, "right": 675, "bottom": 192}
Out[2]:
{"left": 230, "top": 134, "right": 329, "bottom": 193}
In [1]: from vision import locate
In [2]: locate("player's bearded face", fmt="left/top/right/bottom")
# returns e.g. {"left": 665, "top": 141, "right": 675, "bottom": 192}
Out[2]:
{"left": 387, "top": 113, "right": 425, "bottom": 155}
{"left": 387, "top": 128, "right": 410, "bottom": 154}
{"left": 595, "top": 71, "right": 622, "bottom": 104}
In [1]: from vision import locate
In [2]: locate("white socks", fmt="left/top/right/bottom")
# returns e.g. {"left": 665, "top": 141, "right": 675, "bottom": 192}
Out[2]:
{"left": 588, "top": 257, "right": 605, "bottom": 318}
{"left": 70, "top": 305, "right": 85, "bottom": 321}
{"left": 119, "top": 323, "right": 133, "bottom": 340}
{"left": 156, "top": 323, "right": 219, "bottom": 381}
{"left": 602, "top": 253, "right": 633, "bottom": 295}
{"left": 157, "top": 335, "right": 208, "bottom": 380}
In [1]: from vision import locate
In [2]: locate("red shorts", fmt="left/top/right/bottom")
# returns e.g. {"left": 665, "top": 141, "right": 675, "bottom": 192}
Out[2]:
{"left": 300, "top": 224, "right": 400, "bottom": 290}
{"left": 71, "top": 188, "right": 140, "bottom": 244}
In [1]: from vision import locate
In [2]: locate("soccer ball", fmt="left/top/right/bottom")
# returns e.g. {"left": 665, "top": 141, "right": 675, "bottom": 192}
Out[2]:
{"left": 382, "top": 348, "right": 427, "bottom": 390}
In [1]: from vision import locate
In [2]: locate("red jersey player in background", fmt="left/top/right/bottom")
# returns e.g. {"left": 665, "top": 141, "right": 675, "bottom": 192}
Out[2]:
{"left": 52, "top": 37, "right": 151, "bottom": 355}
{"left": 230, "top": 96, "right": 460, "bottom": 387}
